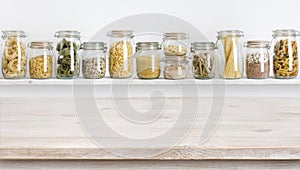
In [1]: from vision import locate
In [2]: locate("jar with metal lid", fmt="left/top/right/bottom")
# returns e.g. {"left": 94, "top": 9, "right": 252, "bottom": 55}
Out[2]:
{"left": 164, "top": 57, "right": 188, "bottom": 80}
{"left": 54, "top": 30, "right": 81, "bottom": 79}
{"left": 2, "top": 30, "right": 27, "bottom": 79}
{"left": 81, "top": 42, "right": 106, "bottom": 79}
{"left": 107, "top": 30, "right": 134, "bottom": 78}
{"left": 135, "top": 42, "right": 161, "bottom": 79}
{"left": 272, "top": 29, "right": 299, "bottom": 79}
{"left": 162, "top": 32, "right": 189, "bottom": 57}
{"left": 28, "top": 41, "right": 53, "bottom": 79}
{"left": 245, "top": 41, "right": 270, "bottom": 79}
{"left": 191, "top": 42, "right": 216, "bottom": 79}
{"left": 217, "top": 30, "right": 244, "bottom": 79}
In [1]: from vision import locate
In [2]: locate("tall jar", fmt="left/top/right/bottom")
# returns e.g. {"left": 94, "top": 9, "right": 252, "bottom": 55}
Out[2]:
{"left": 164, "top": 57, "right": 188, "bottom": 80}
{"left": 135, "top": 42, "right": 161, "bottom": 79}
{"left": 1, "top": 30, "right": 27, "bottom": 79}
{"left": 217, "top": 30, "right": 244, "bottom": 79}
{"left": 191, "top": 42, "right": 216, "bottom": 79}
{"left": 272, "top": 29, "right": 298, "bottom": 79}
{"left": 81, "top": 42, "right": 106, "bottom": 79}
{"left": 107, "top": 30, "right": 134, "bottom": 78}
{"left": 28, "top": 42, "right": 53, "bottom": 79}
{"left": 245, "top": 41, "right": 270, "bottom": 79}
{"left": 162, "top": 32, "right": 189, "bottom": 57}
{"left": 54, "top": 30, "right": 80, "bottom": 79}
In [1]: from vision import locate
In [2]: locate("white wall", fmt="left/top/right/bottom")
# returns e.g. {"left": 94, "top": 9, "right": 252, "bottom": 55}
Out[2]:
{"left": 0, "top": 0, "right": 299, "bottom": 42}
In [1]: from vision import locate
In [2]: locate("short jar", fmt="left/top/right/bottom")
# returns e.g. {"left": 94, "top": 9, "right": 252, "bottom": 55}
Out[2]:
{"left": 81, "top": 42, "right": 106, "bottom": 79}
{"left": 245, "top": 41, "right": 270, "bottom": 79}
{"left": 135, "top": 42, "right": 161, "bottom": 79}
{"left": 191, "top": 42, "right": 216, "bottom": 79}
{"left": 2, "top": 30, "right": 27, "bottom": 79}
{"left": 29, "top": 41, "right": 54, "bottom": 79}
{"left": 107, "top": 30, "right": 134, "bottom": 78}
{"left": 164, "top": 57, "right": 188, "bottom": 80}
{"left": 162, "top": 32, "right": 189, "bottom": 57}
{"left": 54, "top": 30, "right": 81, "bottom": 79}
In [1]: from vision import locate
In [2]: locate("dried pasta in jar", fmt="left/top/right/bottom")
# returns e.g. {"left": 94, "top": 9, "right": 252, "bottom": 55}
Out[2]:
{"left": 109, "top": 41, "right": 133, "bottom": 78}
{"left": 2, "top": 37, "right": 27, "bottom": 79}
{"left": 29, "top": 55, "right": 52, "bottom": 79}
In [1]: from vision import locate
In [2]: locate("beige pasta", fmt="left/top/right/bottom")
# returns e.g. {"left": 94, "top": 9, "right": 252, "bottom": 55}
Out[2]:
{"left": 2, "top": 37, "right": 26, "bottom": 79}
{"left": 109, "top": 41, "right": 133, "bottom": 78}
{"left": 29, "top": 55, "right": 52, "bottom": 79}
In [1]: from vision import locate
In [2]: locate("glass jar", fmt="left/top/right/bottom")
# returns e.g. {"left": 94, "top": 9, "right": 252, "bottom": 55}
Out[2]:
{"left": 162, "top": 32, "right": 189, "bottom": 57}
{"left": 107, "top": 30, "right": 134, "bottom": 78}
{"left": 54, "top": 30, "right": 80, "bottom": 79}
{"left": 245, "top": 41, "right": 270, "bottom": 79}
{"left": 217, "top": 30, "right": 244, "bottom": 79}
{"left": 81, "top": 42, "right": 106, "bottom": 79}
{"left": 135, "top": 42, "right": 161, "bottom": 79}
{"left": 1, "top": 30, "right": 27, "bottom": 79}
{"left": 191, "top": 42, "right": 216, "bottom": 79}
{"left": 272, "top": 29, "right": 299, "bottom": 79}
{"left": 28, "top": 42, "right": 53, "bottom": 79}
{"left": 164, "top": 57, "right": 188, "bottom": 80}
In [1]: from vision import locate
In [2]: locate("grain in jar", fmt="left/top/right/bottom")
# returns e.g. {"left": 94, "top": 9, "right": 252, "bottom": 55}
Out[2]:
{"left": 135, "top": 42, "right": 161, "bottom": 79}
{"left": 164, "top": 57, "right": 188, "bottom": 80}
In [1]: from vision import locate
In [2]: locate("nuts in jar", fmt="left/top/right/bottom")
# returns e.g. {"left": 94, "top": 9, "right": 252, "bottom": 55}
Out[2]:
{"left": 164, "top": 45, "right": 187, "bottom": 56}
{"left": 162, "top": 32, "right": 189, "bottom": 57}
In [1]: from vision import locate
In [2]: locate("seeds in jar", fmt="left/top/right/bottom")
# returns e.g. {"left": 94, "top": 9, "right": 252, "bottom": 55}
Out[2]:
{"left": 136, "top": 56, "right": 160, "bottom": 79}
{"left": 192, "top": 53, "right": 215, "bottom": 79}
{"left": 246, "top": 52, "right": 269, "bottom": 79}
{"left": 273, "top": 39, "right": 298, "bottom": 78}
{"left": 56, "top": 39, "right": 79, "bottom": 78}
{"left": 29, "top": 55, "right": 52, "bottom": 79}
{"left": 164, "top": 45, "right": 187, "bottom": 56}
{"left": 2, "top": 37, "right": 26, "bottom": 78}
{"left": 109, "top": 41, "right": 133, "bottom": 78}
{"left": 82, "top": 57, "right": 106, "bottom": 79}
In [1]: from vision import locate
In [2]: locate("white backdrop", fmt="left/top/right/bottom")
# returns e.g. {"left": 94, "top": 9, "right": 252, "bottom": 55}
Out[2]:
{"left": 0, "top": 0, "right": 299, "bottom": 42}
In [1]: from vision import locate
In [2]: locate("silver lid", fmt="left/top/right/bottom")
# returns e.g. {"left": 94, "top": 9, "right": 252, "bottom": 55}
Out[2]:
{"left": 163, "top": 32, "right": 189, "bottom": 40}
{"left": 2, "top": 30, "right": 26, "bottom": 38}
{"left": 54, "top": 30, "right": 81, "bottom": 38}
{"left": 191, "top": 42, "right": 217, "bottom": 50}
{"left": 217, "top": 30, "right": 244, "bottom": 38}
{"left": 107, "top": 30, "right": 134, "bottom": 38}
{"left": 136, "top": 42, "right": 160, "bottom": 51}
{"left": 244, "top": 40, "right": 270, "bottom": 48}
{"left": 81, "top": 42, "right": 106, "bottom": 51}
{"left": 29, "top": 41, "right": 53, "bottom": 49}
{"left": 272, "top": 29, "right": 299, "bottom": 37}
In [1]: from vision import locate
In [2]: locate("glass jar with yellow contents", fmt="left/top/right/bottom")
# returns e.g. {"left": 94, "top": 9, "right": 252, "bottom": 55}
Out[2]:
{"left": 28, "top": 41, "right": 53, "bottom": 79}
{"left": 1, "top": 30, "right": 27, "bottom": 79}
{"left": 135, "top": 42, "right": 161, "bottom": 79}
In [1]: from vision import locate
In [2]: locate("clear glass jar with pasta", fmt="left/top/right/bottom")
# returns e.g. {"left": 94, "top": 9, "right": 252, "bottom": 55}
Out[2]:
{"left": 272, "top": 29, "right": 299, "bottom": 79}
{"left": 107, "top": 30, "right": 134, "bottom": 79}
{"left": 1, "top": 30, "right": 27, "bottom": 79}
{"left": 216, "top": 30, "right": 244, "bottom": 79}
{"left": 135, "top": 42, "right": 161, "bottom": 79}
{"left": 28, "top": 41, "right": 54, "bottom": 79}
{"left": 54, "top": 30, "right": 81, "bottom": 79}
{"left": 162, "top": 32, "right": 189, "bottom": 57}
